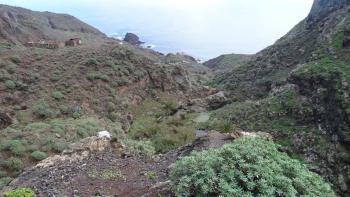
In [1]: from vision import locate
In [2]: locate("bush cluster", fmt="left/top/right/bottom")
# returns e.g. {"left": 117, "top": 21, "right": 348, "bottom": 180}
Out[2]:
{"left": 170, "top": 137, "right": 335, "bottom": 197}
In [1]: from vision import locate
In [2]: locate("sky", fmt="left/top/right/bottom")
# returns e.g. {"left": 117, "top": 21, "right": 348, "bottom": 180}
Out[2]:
{"left": 0, "top": 0, "right": 314, "bottom": 60}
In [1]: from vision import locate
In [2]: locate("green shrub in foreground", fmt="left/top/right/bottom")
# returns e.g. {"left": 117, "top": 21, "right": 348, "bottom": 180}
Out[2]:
{"left": 170, "top": 137, "right": 335, "bottom": 197}
{"left": 3, "top": 188, "right": 35, "bottom": 197}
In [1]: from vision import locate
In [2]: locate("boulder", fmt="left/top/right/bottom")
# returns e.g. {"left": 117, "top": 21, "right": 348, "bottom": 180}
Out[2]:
{"left": 97, "top": 130, "right": 111, "bottom": 139}
{"left": 230, "top": 130, "right": 273, "bottom": 140}
{"left": 0, "top": 113, "right": 12, "bottom": 129}
{"left": 205, "top": 91, "right": 229, "bottom": 110}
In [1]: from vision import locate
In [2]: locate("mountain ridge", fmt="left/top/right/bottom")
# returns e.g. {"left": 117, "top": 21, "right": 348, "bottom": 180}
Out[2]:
{"left": 0, "top": 4, "right": 106, "bottom": 44}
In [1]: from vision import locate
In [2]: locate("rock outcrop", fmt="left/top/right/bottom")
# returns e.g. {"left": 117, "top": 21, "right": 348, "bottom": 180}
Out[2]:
{"left": 307, "top": 0, "right": 350, "bottom": 21}
{"left": 123, "top": 32, "right": 144, "bottom": 46}
{"left": 189, "top": 90, "right": 229, "bottom": 110}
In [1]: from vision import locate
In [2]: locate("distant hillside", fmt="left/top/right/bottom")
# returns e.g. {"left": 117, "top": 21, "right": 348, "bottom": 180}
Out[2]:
{"left": 203, "top": 54, "right": 252, "bottom": 70}
{"left": 0, "top": 4, "right": 106, "bottom": 45}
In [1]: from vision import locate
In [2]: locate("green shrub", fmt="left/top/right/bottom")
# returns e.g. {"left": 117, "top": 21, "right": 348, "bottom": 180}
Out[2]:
{"left": 100, "top": 169, "right": 123, "bottom": 180}
{"left": 72, "top": 106, "right": 83, "bottom": 119}
{"left": 5, "top": 80, "right": 16, "bottom": 89}
{"left": 53, "top": 140, "right": 68, "bottom": 153}
{"left": 24, "top": 122, "right": 50, "bottom": 133}
{"left": 0, "top": 170, "right": 6, "bottom": 178}
{"left": 9, "top": 56, "right": 21, "bottom": 64}
{"left": 123, "top": 139, "right": 155, "bottom": 157}
{"left": 332, "top": 31, "right": 345, "bottom": 49}
{"left": 146, "top": 171, "right": 157, "bottom": 182}
{"left": 87, "top": 169, "right": 124, "bottom": 181}
{"left": 3, "top": 188, "right": 35, "bottom": 197}
{"left": 86, "top": 58, "right": 98, "bottom": 65}
{"left": 5, "top": 157, "right": 23, "bottom": 171}
{"left": 0, "top": 69, "right": 11, "bottom": 81}
{"left": 28, "top": 72, "right": 40, "bottom": 83}
{"left": 106, "top": 102, "right": 116, "bottom": 112}
{"left": 32, "top": 100, "right": 53, "bottom": 118}
{"left": 170, "top": 137, "right": 335, "bottom": 197}
{"left": 0, "top": 177, "right": 12, "bottom": 188}
{"left": 6, "top": 140, "right": 26, "bottom": 156}
{"left": 6, "top": 63, "right": 17, "bottom": 74}
{"left": 59, "top": 105, "right": 70, "bottom": 115}
{"left": 51, "top": 91, "right": 64, "bottom": 100}
{"left": 31, "top": 151, "right": 48, "bottom": 161}
{"left": 50, "top": 72, "right": 61, "bottom": 82}
{"left": 163, "top": 100, "right": 178, "bottom": 114}
{"left": 87, "top": 72, "right": 109, "bottom": 82}
{"left": 72, "top": 117, "right": 100, "bottom": 138}
{"left": 50, "top": 119, "right": 65, "bottom": 134}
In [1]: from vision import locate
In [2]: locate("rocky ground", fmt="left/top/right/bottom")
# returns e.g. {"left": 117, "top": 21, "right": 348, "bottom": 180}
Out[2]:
{"left": 1, "top": 130, "right": 255, "bottom": 196}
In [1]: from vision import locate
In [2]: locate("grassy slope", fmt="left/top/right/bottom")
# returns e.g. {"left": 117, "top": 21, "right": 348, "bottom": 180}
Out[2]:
{"left": 0, "top": 40, "right": 206, "bottom": 187}
{"left": 203, "top": 53, "right": 252, "bottom": 70}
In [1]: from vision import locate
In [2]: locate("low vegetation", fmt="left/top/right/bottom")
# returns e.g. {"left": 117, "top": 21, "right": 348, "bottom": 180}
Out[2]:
{"left": 31, "top": 151, "right": 48, "bottom": 161}
{"left": 129, "top": 97, "right": 196, "bottom": 153}
{"left": 87, "top": 168, "right": 124, "bottom": 181}
{"left": 3, "top": 188, "right": 35, "bottom": 197}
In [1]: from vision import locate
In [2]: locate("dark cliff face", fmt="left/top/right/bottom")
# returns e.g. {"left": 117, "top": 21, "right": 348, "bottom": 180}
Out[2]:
{"left": 308, "top": 0, "right": 350, "bottom": 21}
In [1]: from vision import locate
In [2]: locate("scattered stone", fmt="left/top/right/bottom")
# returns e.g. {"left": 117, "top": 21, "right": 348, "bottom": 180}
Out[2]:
{"left": 97, "top": 130, "right": 111, "bottom": 139}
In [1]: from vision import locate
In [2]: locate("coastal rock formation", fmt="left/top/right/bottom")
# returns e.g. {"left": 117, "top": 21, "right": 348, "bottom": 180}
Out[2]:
{"left": 123, "top": 32, "right": 144, "bottom": 46}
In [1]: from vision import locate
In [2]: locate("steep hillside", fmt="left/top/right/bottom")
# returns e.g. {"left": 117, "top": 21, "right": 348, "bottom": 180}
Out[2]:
{"left": 0, "top": 4, "right": 106, "bottom": 45}
{"left": 0, "top": 4, "right": 218, "bottom": 192}
{"left": 207, "top": 0, "right": 350, "bottom": 195}
{"left": 212, "top": 0, "right": 350, "bottom": 100}
{"left": 203, "top": 53, "right": 252, "bottom": 71}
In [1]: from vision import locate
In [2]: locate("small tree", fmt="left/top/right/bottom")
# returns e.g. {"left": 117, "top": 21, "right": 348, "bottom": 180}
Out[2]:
{"left": 170, "top": 137, "right": 335, "bottom": 197}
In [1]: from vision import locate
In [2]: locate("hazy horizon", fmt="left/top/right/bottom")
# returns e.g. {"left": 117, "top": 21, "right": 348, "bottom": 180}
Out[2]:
{"left": 0, "top": 0, "right": 313, "bottom": 60}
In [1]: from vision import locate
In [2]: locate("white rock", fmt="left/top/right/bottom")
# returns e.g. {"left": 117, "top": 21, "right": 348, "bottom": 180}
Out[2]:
{"left": 97, "top": 130, "right": 111, "bottom": 139}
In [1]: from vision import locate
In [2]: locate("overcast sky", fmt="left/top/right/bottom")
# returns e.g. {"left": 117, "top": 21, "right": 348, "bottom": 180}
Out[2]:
{"left": 0, "top": 0, "right": 313, "bottom": 60}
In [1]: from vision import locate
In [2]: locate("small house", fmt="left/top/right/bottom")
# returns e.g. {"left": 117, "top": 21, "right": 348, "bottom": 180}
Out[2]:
{"left": 65, "top": 38, "right": 82, "bottom": 47}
